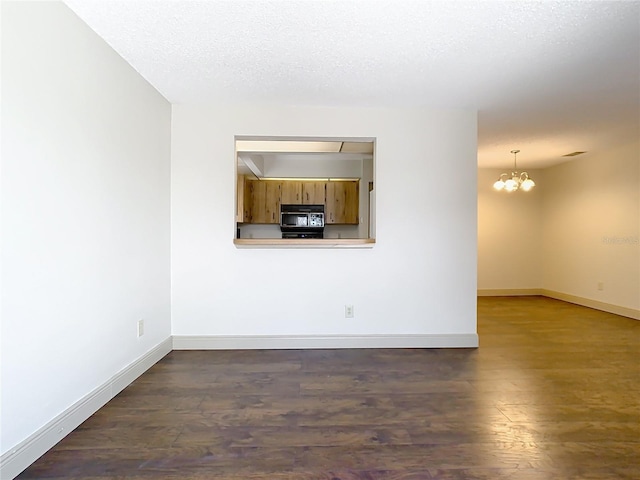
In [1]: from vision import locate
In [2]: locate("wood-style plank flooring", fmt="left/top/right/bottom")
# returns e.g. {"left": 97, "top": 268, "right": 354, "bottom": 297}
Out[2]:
{"left": 18, "top": 296, "right": 640, "bottom": 479}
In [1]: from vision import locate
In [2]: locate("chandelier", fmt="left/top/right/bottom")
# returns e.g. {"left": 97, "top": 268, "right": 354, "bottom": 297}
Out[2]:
{"left": 493, "top": 149, "right": 536, "bottom": 192}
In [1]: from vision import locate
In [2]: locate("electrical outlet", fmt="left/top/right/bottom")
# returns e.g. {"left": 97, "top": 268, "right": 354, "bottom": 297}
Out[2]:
{"left": 597, "top": 282, "right": 604, "bottom": 291}
{"left": 137, "top": 319, "right": 144, "bottom": 337}
{"left": 345, "top": 305, "right": 354, "bottom": 318}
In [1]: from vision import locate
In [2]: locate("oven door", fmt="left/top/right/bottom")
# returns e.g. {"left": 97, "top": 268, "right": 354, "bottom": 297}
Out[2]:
{"left": 281, "top": 213, "right": 309, "bottom": 228}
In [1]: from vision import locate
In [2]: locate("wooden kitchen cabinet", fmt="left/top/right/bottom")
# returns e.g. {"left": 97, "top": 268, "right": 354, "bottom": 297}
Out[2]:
{"left": 326, "top": 180, "right": 359, "bottom": 224}
{"left": 244, "top": 179, "right": 281, "bottom": 224}
{"left": 236, "top": 175, "right": 245, "bottom": 223}
{"left": 281, "top": 181, "right": 302, "bottom": 204}
{"left": 244, "top": 179, "right": 263, "bottom": 223}
{"left": 242, "top": 179, "right": 359, "bottom": 225}
{"left": 242, "top": 177, "right": 252, "bottom": 221}
{"left": 302, "top": 181, "right": 326, "bottom": 204}
{"left": 280, "top": 180, "right": 326, "bottom": 205}
{"left": 265, "top": 181, "right": 281, "bottom": 223}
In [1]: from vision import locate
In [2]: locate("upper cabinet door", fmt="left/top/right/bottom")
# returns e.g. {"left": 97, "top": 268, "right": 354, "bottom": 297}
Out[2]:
{"left": 245, "top": 179, "right": 265, "bottom": 223}
{"left": 237, "top": 175, "right": 245, "bottom": 223}
{"left": 281, "top": 181, "right": 302, "bottom": 204}
{"left": 264, "top": 181, "right": 281, "bottom": 224}
{"left": 302, "top": 181, "right": 326, "bottom": 205}
{"left": 326, "top": 181, "right": 359, "bottom": 224}
{"left": 245, "top": 180, "right": 281, "bottom": 224}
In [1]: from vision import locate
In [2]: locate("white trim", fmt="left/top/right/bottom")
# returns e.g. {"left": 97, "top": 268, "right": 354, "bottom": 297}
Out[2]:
{"left": 172, "top": 334, "right": 479, "bottom": 350}
{"left": 477, "top": 288, "right": 639, "bottom": 320}
{"left": 477, "top": 288, "right": 543, "bottom": 296}
{"left": 0, "top": 338, "right": 172, "bottom": 480}
{"left": 541, "top": 289, "right": 640, "bottom": 321}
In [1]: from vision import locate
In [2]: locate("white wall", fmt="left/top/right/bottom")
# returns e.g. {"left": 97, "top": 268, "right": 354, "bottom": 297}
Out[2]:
{"left": 542, "top": 141, "right": 640, "bottom": 310}
{"left": 477, "top": 140, "right": 639, "bottom": 316}
{"left": 477, "top": 168, "right": 544, "bottom": 290}
{"left": 171, "top": 105, "right": 477, "bottom": 340}
{"left": 1, "top": 1, "right": 171, "bottom": 457}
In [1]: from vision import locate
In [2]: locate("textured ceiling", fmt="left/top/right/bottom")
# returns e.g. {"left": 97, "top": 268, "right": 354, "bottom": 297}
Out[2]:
{"left": 63, "top": 0, "right": 639, "bottom": 168}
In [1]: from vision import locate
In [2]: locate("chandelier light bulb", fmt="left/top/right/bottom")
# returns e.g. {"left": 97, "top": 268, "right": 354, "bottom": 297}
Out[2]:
{"left": 504, "top": 178, "right": 518, "bottom": 192}
{"left": 492, "top": 149, "right": 536, "bottom": 192}
{"left": 521, "top": 178, "right": 535, "bottom": 191}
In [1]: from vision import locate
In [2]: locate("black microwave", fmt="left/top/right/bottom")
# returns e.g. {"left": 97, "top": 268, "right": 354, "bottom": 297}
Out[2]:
{"left": 280, "top": 205, "right": 325, "bottom": 229}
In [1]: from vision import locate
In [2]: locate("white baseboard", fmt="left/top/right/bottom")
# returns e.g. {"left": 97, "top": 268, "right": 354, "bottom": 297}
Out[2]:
{"left": 477, "top": 288, "right": 639, "bottom": 320}
{"left": 477, "top": 288, "right": 543, "bottom": 296}
{"left": 172, "top": 333, "right": 479, "bottom": 350}
{"left": 541, "top": 289, "right": 640, "bottom": 320}
{"left": 0, "top": 337, "right": 172, "bottom": 480}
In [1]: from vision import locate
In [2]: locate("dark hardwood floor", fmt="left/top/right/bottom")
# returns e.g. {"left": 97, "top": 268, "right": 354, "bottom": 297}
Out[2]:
{"left": 18, "top": 296, "right": 640, "bottom": 479}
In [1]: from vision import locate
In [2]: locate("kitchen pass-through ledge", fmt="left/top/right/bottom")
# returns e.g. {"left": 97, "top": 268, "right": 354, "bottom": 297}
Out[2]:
{"left": 234, "top": 238, "right": 376, "bottom": 249}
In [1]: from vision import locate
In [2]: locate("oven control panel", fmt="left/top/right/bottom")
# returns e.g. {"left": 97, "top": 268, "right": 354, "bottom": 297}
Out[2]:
{"left": 309, "top": 213, "right": 324, "bottom": 227}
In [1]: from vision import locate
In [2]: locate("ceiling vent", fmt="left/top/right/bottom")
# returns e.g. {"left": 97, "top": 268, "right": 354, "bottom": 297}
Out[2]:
{"left": 562, "top": 151, "right": 587, "bottom": 157}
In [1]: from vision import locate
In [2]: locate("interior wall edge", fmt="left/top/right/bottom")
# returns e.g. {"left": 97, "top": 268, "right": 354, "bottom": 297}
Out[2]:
{"left": 0, "top": 338, "right": 173, "bottom": 480}
{"left": 478, "top": 290, "right": 639, "bottom": 320}
{"left": 172, "top": 334, "right": 479, "bottom": 350}
{"left": 540, "top": 290, "right": 640, "bottom": 321}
